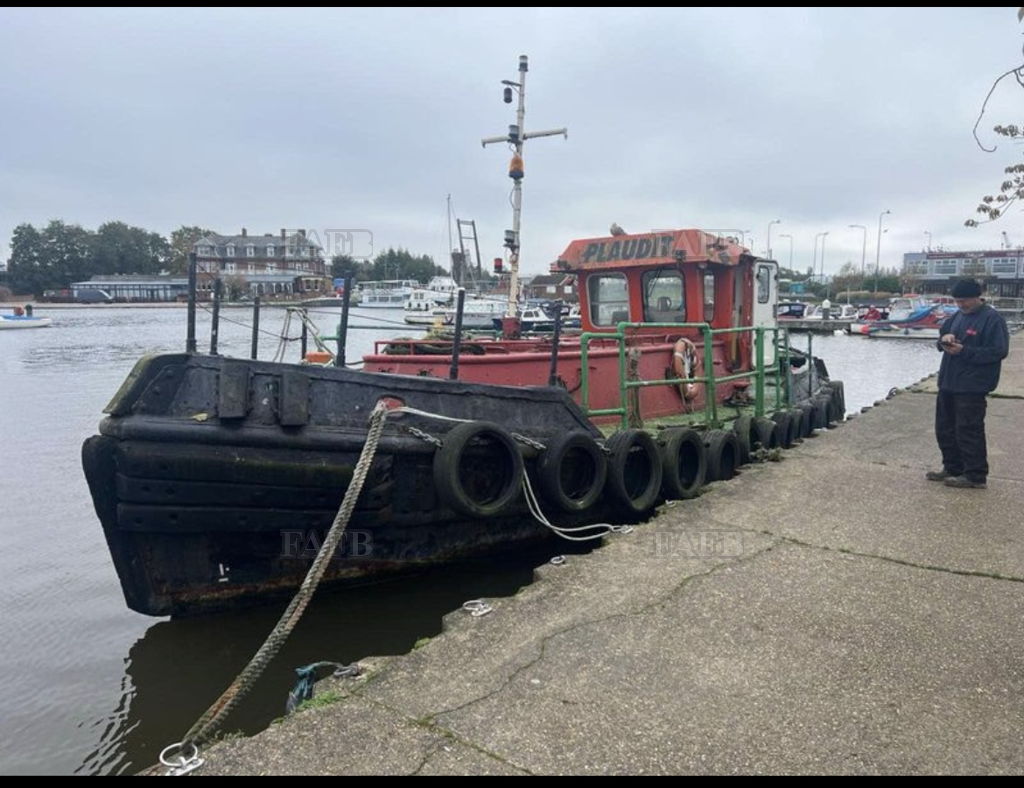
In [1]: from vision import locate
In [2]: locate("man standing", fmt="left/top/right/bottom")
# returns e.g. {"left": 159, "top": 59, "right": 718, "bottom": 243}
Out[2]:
{"left": 926, "top": 279, "right": 1010, "bottom": 489}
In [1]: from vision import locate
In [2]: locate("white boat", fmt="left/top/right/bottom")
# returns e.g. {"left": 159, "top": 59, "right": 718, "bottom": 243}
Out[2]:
{"left": 440, "top": 295, "right": 508, "bottom": 328}
{"left": 358, "top": 279, "right": 419, "bottom": 308}
{"left": 0, "top": 313, "right": 53, "bottom": 329}
{"left": 403, "top": 277, "right": 458, "bottom": 324}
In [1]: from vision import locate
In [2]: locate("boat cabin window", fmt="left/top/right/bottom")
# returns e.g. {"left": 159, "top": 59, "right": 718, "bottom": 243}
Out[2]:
{"left": 756, "top": 265, "right": 771, "bottom": 304}
{"left": 642, "top": 270, "right": 685, "bottom": 323}
{"left": 703, "top": 271, "right": 716, "bottom": 322}
{"left": 587, "top": 273, "right": 630, "bottom": 326}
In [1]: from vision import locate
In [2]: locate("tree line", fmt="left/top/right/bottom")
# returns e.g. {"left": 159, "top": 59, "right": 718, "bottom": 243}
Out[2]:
{"left": 5, "top": 220, "right": 457, "bottom": 297}
{"left": 5, "top": 221, "right": 211, "bottom": 296}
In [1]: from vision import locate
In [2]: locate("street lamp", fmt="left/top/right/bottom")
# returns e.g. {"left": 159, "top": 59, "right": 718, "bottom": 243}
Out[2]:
{"left": 813, "top": 232, "right": 828, "bottom": 284}
{"left": 819, "top": 231, "right": 830, "bottom": 294}
{"left": 924, "top": 230, "right": 932, "bottom": 251}
{"left": 849, "top": 224, "right": 867, "bottom": 279}
{"left": 767, "top": 219, "right": 781, "bottom": 259}
{"left": 874, "top": 209, "right": 891, "bottom": 294}
{"left": 778, "top": 233, "right": 794, "bottom": 270}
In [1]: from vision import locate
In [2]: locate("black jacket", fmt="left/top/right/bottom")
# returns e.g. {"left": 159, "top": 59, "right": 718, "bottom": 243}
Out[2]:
{"left": 936, "top": 304, "right": 1009, "bottom": 394}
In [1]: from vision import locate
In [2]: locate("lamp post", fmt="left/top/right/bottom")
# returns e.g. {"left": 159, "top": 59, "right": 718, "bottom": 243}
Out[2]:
{"left": 924, "top": 230, "right": 932, "bottom": 251}
{"left": 874, "top": 209, "right": 891, "bottom": 294}
{"left": 778, "top": 233, "right": 793, "bottom": 270}
{"left": 813, "top": 232, "right": 828, "bottom": 286}
{"left": 819, "top": 231, "right": 830, "bottom": 296}
{"left": 849, "top": 224, "right": 867, "bottom": 280}
{"left": 767, "top": 219, "right": 781, "bottom": 259}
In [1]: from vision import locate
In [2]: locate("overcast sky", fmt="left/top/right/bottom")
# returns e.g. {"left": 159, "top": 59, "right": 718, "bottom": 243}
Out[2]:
{"left": 1, "top": 7, "right": 1021, "bottom": 278}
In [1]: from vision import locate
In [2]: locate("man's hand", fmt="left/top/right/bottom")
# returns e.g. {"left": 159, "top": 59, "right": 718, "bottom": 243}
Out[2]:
{"left": 940, "top": 334, "right": 963, "bottom": 354}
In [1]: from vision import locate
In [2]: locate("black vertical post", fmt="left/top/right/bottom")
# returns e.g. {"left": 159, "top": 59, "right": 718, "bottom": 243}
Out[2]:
{"left": 300, "top": 309, "right": 308, "bottom": 359}
{"left": 547, "top": 305, "right": 563, "bottom": 386}
{"left": 251, "top": 295, "right": 261, "bottom": 360}
{"left": 186, "top": 252, "right": 197, "bottom": 353}
{"left": 448, "top": 288, "right": 467, "bottom": 380}
{"left": 337, "top": 276, "right": 352, "bottom": 367}
{"left": 210, "top": 278, "right": 222, "bottom": 355}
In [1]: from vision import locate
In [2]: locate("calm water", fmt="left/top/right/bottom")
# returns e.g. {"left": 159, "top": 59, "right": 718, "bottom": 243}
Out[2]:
{"left": 0, "top": 308, "right": 941, "bottom": 774}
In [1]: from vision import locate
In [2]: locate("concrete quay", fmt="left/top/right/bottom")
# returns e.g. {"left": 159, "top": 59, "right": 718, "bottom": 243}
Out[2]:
{"left": 199, "top": 335, "right": 1023, "bottom": 775}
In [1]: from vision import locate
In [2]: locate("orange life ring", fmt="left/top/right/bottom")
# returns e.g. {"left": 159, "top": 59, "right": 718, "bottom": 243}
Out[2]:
{"left": 672, "top": 338, "right": 702, "bottom": 402}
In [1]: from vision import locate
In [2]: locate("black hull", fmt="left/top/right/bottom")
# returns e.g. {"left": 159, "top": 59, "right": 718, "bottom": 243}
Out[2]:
{"left": 82, "top": 354, "right": 613, "bottom": 616}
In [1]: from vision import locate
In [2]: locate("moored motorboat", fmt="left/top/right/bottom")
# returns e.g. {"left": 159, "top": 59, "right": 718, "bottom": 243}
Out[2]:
{"left": 0, "top": 311, "right": 53, "bottom": 329}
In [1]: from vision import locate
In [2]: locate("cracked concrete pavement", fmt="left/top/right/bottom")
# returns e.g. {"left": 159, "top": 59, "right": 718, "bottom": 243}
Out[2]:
{"left": 198, "top": 333, "right": 1023, "bottom": 775}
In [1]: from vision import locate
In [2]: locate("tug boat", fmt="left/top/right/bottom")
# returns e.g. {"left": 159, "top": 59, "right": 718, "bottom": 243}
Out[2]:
{"left": 81, "top": 55, "right": 843, "bottom": 617}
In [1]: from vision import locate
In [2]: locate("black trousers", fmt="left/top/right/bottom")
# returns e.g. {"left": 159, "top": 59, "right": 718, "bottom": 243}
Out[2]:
{"left": 935, "top": 391, "right": 989, "bottom": 481}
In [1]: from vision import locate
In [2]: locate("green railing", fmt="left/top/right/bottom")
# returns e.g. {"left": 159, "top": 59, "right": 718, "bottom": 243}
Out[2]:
{"left": 579, "top": 322, "right": 791, "bottom": 430}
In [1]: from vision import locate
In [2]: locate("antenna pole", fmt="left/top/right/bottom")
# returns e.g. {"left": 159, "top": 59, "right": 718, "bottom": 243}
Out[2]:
{"left": 482, "top": 55, "right": 567, "bottom": 324}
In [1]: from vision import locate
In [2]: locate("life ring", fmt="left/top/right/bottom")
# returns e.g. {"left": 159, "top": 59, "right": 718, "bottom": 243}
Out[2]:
{"left": 433, "top": 421, "right": 524, "bottom": 518}
{"left": 535, "top": 431, "right": 607, "bottom": 512}
{"left": 671, "top": 338, "right": 702, "bottom": 403}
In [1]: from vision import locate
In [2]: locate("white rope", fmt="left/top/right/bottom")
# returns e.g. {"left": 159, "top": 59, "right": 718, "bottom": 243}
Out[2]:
{"left": 392, "top": 406, "right": 474, "bottom": 423}
{"left": 391, "top": 403, "right": 620, "bottom": 542}
{"left": 521, "top": 471, "right": 617, "bottom": 542}
{"left": 271, "top": 309, "right": 294, "bottom": 363}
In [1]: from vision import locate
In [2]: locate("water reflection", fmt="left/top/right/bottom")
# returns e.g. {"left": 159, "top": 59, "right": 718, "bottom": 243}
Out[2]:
{"left": 76, "top": 547, "right": 589, "bottom": 775}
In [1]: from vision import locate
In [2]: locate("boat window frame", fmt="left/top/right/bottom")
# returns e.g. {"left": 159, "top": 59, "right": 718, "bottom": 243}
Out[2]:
{"left": 587, "top": 272, "right": 631, "bottom": 326}
{"left": 703, "top": 271, "right": 716, "bottom": 322}
{"left": 641, "top": 268, "right": 686, "bottom": 323}
{"left": 756, "top": 265, "right": 772, "bottom": 304}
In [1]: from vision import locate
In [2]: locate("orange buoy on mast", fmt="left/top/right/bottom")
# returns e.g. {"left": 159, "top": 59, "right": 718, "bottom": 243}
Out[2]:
{"left": 508, "top": 153, "right": 524, "bottom": 180}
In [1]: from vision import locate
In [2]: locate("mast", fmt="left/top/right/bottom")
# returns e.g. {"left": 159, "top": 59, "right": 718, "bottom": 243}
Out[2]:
{"left": 482, "top": 55, "right": 566, "bottom": 320}
{"left": 446, "top": 193, "right": 456, "bottom": 285}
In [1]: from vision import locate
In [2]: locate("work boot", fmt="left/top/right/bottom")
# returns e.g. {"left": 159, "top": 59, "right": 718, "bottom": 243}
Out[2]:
{"left": 943, "top": 475, "right": 987, "bottom": 489}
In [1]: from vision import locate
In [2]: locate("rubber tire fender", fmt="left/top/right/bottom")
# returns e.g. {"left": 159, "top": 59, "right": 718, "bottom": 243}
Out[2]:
{"left": 704, "top": 429, "right": 740, "bottom": 482}
{"left": 795, "top": 401, "right": 815, "bottom": 437}
{"left": 535, "top": 431, "right": 607, "bottom": 512}
{"left": 731, "top": 414, "right": 753, "bottom": 466}
{"left": 771, "top": 410, "right": 795, "bottom": 449}
{"left": 811, "top": 393, "right": 832, "bottom": 429}
{"left": 603, "top": 429, "right": 663, "bottom": 515}
{"left": 788, "top": 407, "right": 807, "bottom": 442}
{"left": 829, "top": 380, "right": 846, "bottom": 422}
{"left": 433, "top": 421, "right": 524, "bottom": 518}
{"left": 659, "top": 427, "right": 706, "bottom": 500}
{"left": 752, "top": 417, "right": 778, "bottom": 455}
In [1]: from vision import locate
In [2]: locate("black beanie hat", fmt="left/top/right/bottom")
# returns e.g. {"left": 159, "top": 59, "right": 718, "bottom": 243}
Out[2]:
{"left": 951, "top": 279, "right": 982, "bottom": 298}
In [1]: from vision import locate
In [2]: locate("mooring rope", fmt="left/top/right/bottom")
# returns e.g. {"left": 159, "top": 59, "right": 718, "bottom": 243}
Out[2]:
{"left": 520, "top": 471, "right": 620, "bottom": 542}
{"left": 162, "top": 401, "right": 390, "bottom": 771}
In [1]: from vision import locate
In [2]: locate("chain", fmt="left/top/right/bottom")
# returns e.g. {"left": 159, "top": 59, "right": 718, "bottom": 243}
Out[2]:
{"left": 510, "top": 432, "right": 546, "bottom": 451}
{"left": 403, "top": 425, "right": 443, "bottom": 448}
